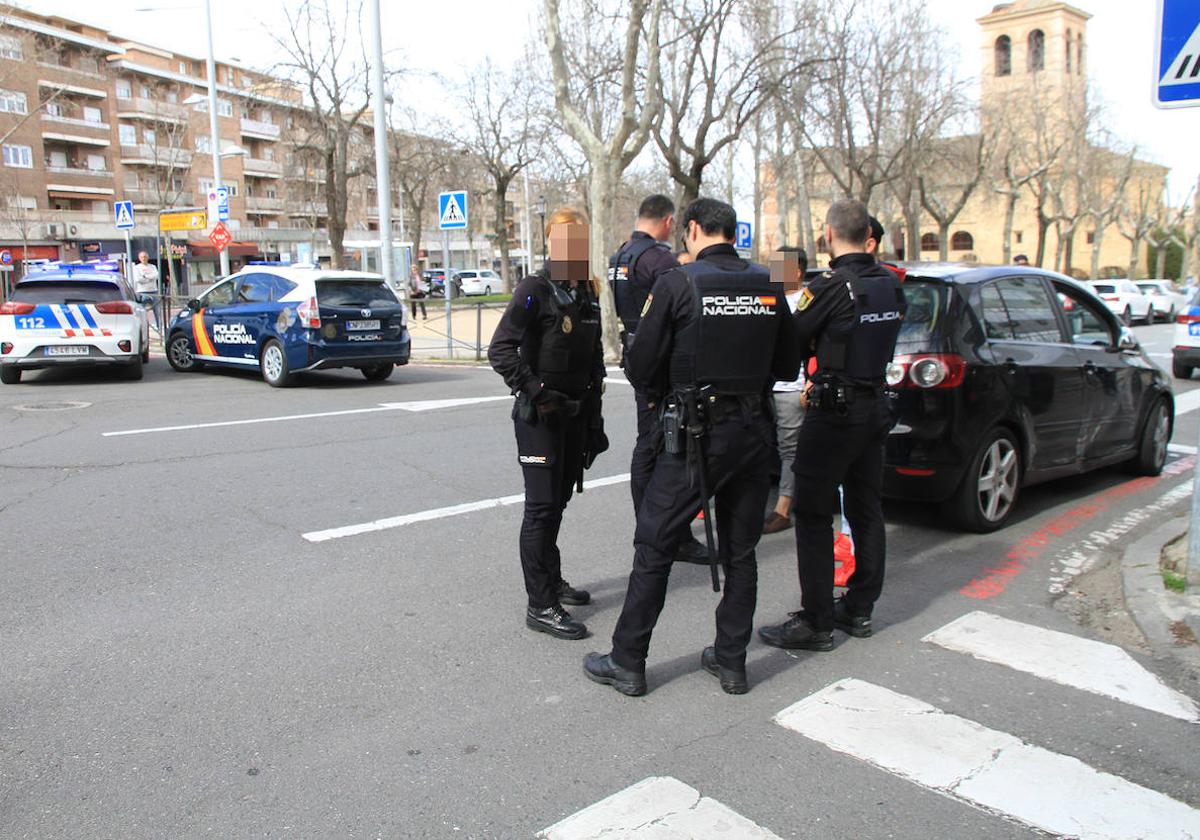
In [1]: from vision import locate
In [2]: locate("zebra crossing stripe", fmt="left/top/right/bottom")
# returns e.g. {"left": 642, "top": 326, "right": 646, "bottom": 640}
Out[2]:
{"left": 776, "top": 679, "right": 1200, "bottom": 840}
{"left": 923, "top": 611, "right": 1199, "bottom": 722}
{"left": 538, "top": 776, "right": 782, "bottom": 840}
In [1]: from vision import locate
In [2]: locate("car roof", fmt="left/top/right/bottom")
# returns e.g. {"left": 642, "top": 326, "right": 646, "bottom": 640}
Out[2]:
{"left": 230, "top": 267, "right": 387, "bottom": 282}
{"left": 17, "top": 269, "right": 123, "bottom": 285}
{"left": 897, "top": 263, "right": 1082, "bottom": 286}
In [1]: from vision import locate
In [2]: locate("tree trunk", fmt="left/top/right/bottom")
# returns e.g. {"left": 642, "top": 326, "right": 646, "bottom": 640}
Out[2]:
{"left": 588, "top": 161, "right": 622, "bottom": 361}
{"left": 794, "top": 151, "right": 816, "bottom": 259}
{"left": 903, "top": 195, "right": 921, "bottom": 263}
{"left": 1155, "top": 241, "right": 1169, "bottom": 279}
{"left": 326, "top": 148, "right": 346, "bottom": 269}
{"left": 1090, "top": 227, "right": 1104, "bottom": 279}
{"left": 1063, "top": 229, "right": 1075, "bottom": 277}
{"left": 1035, "top": 206, "right": 1051, "bottom": 268}
{"left": 938, "top": 221, "right": 950, "bottom": 261}
{"left": 1128, "top": 237, "right": 1143, "bottom": 280}
{"left": 1001, "top": 191, "right": 1018, "bottom": 264}
{"left": 495, "top": 180, "right": 513, "bottom": 293}
{"left": 1052, "top": 222, "right": 1067, "bottom": 274}
{"left": 752, "top": 120, "right": 764, "bottom": 258}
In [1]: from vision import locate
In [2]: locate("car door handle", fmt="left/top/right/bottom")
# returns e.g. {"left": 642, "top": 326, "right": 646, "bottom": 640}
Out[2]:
{"left": 1004, "top": 358, "right": 1018, "bottom": 372}
{"left": 1082, "top": 360, "right": 1097, "bottom": 374}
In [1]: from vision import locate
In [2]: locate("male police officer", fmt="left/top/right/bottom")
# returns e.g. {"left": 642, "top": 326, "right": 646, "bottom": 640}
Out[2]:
{"left": 586, "top": 198, "right": 801, "bottom": 696}
{"left": 759, "top": 199, "right": 906, "bottom": 651}
{"left": 610, "top": 195, "right": 709, "bottom": 565}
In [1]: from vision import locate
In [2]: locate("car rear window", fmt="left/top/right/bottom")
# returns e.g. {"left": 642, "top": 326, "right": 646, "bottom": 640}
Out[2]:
{"left": 897, "top": 281, "right": 948, "bottom": 344}
{"left": 1091, "top": 283, "right": 1116, "bottom": 294}
{"left": 12, "top": 280, "right": 123, "bottom": 303}
{"left": 316, "top": 279, "right": 399, "bottom": 307}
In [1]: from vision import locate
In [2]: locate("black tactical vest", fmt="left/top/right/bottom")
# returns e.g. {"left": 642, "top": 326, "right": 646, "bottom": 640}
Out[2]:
{"left": 608, "top": 236, "right": 666, "bottom": 333}
{"left": 534, "top": 276, "right": 601, "bottom": 395}
{"left": 816, "top": 267, "right": 907, "bottom": 381}
{"left": 668, "top": 260, "right": 780, "bottom": 395}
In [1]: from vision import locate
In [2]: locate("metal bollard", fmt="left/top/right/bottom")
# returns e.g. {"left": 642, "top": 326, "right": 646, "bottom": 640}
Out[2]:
{"left": 476, "top": 303, "right": 482, "bottom": 361}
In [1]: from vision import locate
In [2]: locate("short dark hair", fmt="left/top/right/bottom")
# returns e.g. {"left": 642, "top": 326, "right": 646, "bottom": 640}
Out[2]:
{"left": 777, "top": 245, "right": 808, "bottom": 272}
{"left": 638, "top": 194, "right": 675, "bottom": 221}
{"left": 826, "top": 199, "right": 870, "bottom": 245}
{"left": 681, "top": 198, "right": 736, "bottom": 241}
{"left": 868, "top": 216, "right": 885, "bottom": 244}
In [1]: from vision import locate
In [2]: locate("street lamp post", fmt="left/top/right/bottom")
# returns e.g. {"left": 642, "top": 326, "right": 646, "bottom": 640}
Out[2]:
{"left": 202, "top": 0, "right": 228, "bottom": 277}
{"left": 537, "top": 194, "right": 546, "bottom": 263}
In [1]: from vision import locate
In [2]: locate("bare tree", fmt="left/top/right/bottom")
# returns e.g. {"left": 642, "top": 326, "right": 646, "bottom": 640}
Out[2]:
{"left": 390, "top": 120, "right": 461, "bottom": 273}
{"left": 1118, "top": 179, "right": 1165, "bottom": 280}
{"left": 0, "top": 16, "right": 69, "bottom": 146}
{"left": 271, "top": 0, "right": 374, "bottom": 268}
{"left": 919, "top": 127, "right": 995, "bottom": 261}
{"left": 543, "top": 0, "right": 664, "bottom": 358}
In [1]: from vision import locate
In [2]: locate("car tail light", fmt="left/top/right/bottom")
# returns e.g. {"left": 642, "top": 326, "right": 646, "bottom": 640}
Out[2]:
{"left": 1101, "top": 295, "right": 1119, "bottom": 302}
{"left": 0, "top": 301, "right": 34, "bottom": 315}
{"left": 118, "top": 340, "right": 131, "bottom": 352}
{"left": 297, "top": 295, "right": 320, "bottom": 328}
{"left": 895, "top": 467, "right": 936, "bottom": 477}
{"left": 95, "top": 301, "right": 134, "bottom": 314}
{"left": 1177, "top": 312, "right": 1200, "bottom": 325}
{"left": 1, "top": 342, "right": 12, "bottom": 354}
{"left": 887, "top": 354, "right": 967, "bottom": 389}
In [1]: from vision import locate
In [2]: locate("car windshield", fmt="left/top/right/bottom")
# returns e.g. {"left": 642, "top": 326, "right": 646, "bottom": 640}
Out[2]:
{"left": 896, "top": 280, "right": 948, "bottom": 344}
{"left": 316, "top": 279, "right": 398, "bottom": 307}
{"left": 12, "top": 280, "right": 123, "bottom": 303}
{"left": 1091, "top": 283, "right": 1116, "bottom": 294}
{"left": 459, "top": 272, "right": 477, "bottom": 278}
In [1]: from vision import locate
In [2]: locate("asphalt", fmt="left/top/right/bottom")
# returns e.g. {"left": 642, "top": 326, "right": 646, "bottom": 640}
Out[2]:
{"left": 1, "top": 321, "right": 1197, "bottom": 839}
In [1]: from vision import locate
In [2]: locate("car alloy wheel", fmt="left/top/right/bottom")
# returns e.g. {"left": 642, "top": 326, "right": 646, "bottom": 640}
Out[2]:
{"left": 977, "top": 437, "right": 1019, "bottom": 524}
{"left": 1150, "top": 402, "right": 1170, "bottom": 470}
{"left": 167, "top": 334, "right": 198, "bottom": 372}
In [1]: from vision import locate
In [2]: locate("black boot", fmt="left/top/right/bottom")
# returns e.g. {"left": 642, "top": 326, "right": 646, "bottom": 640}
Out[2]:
{"left": 674, "top": 535, "right": 710, "bottom": 565}
{"left": 758, "top": 613, "right": 834, "bottom": 651}
{"left": 833, "top": 597, "right": 873, "bottom": 638}
{"left": 558, "top": 580, "right": 591, "bottom": 606}
{"left": 526, "top": 605, "right": 587, "bottom": 640}
{"left": 701, "top": 646, "right": 748, "bottom": 695}
{"left": 583, "top": 652, "right": 647, "bottom": 696}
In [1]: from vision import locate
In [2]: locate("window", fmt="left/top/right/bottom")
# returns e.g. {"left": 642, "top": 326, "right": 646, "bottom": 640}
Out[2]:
{"left": 920, "top": 233, "right": 939, "bottom": 252}
{"left": 979, "top": 282, "right": 1013, "bottom": 340}
{"left": 0, "top": 35, "right": 23, "bottom": 60}
{"left": 116, "top": 79, "right": 132, "bottom": 99}
{"left": 994, "top": 276, "right": 1062, "bottom": 342}
{"left": 1015, "top": 231, "right": 1023, "bottom": 244}
{"left": 195, "top": 135, "right": 211, "bottom": 153}
{"left": 1086, "top": 231, "right": 1095, "bottom": 244}
{"left": 90, "top": 200, "right": 108, "bottom": 219}
{"left": 83, "top": 105, "right": 102, "bottom": 124}
{"left": 236, "top": 274, "right": 274, "bottom": 303}
{"left": 46, "top": 101, "right": 64, "bottom": 117}
{"left": 0, "top": 89, "right": 27, "bottom": 114}
{"left": 79, "top": 56, "right": 99, "bottom": 74}
{"left": 48, "top": 150, "right": 68, "bottom": 168}
{"left": 6, "top": 195, "right": 35, "bottom": 210}
{"left": 995, "top": 35, "right": 1012, "bottom": 77}
{"left": 951, "top": 231, "right": 974, "bottom": 251}
{"left": 179, "top": 61, "right": 187, "bottom": 75}
{"left": 140, "top": 84, "right": 152, "bottom": 99}
{"left": 119, "top": 123, "right": 137, "bottom": 146}
{"left": 142, "top": 128, "right": 156, "bottom": 146}
{"left": 217, "top": 98, "right": 233, "bottom": 117}
{"left": 1056, "top": 282, "right": 1115, "bottom": 346}
{"left": 201, "top": 280, "right": 235, "bottom": 306}
{"left": 223, "top": 180, "right": 239, "bottom": 197}
{"left": 1065, "top": 29, "right": 1073, "bottom": 73}
{"left": 1077, "top": 36, "right": 1084, "bottom": 75}
{"left": 124, "top": 171, "right": 139, "bottom": 188}
{"left": 165, "top": 91, "right": 178, "bottom": 104}
{"left": 2, "top": 144, "right": 32, "bottom": 168}
{"left": 86, "top": 153, "right": 106, "bottom": 171}
{"left": 1028, "top": 29, "right": 1045, "bottom": 73}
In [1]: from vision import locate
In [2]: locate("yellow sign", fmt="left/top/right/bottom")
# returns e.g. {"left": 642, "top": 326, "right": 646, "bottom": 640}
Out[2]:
{"left": 159, "top": 210, "right": 207, "bottom": 232}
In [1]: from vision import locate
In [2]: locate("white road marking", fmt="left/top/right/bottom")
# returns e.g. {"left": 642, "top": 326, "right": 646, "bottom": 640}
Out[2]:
{"left": 102, "top": 395, "right": 511, "bottom": 437}
{"left": 1176, "top": 387, "right": 1200, "bottom": 416}
{"left": 302, "top": 472, "right": 631, "bottom": 543}
{"left": 538, "top": 776, "right": 782, "bottom": 840}
{"left": 1169, "top": 443, "right": 1198, "bottom": 455}
{"left": 776, "top": 679, "right": 1200, "bottom": 840}
{"left": 923, "top": 611, "right": 1198, "bottom": 721}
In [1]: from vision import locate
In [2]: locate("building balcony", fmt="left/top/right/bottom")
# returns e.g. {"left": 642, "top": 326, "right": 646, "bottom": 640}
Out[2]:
{"left": 45, "top": 165, "right": 113, "bottom": 178}
{"left": 36, "top": 61, "right": 107, "bottom": 82}
{"left": 365, "top": 206, "right": 403, "bottom": 219}
{"left": 240, "top": 118, "right": 281, "bottom": 140}
{"left": 288, "top": 201, "right": 327, "bottom": 216}
{"left": 242, "top": 157, "right": 282, "bottom": 178}
{"left": 123, "top": 188, "right": 195, "bottom": 208}
{"left": 115, "top": 98, "right": 188, "bottom": 124}
{"left": 41, "top": 113, "right": 111, "bottom": 133}
{"left": 120, "top": 144, "right": 193, "bottom": 167}
{"left": 246, "top": 196, "right": 285, "bottom": 213}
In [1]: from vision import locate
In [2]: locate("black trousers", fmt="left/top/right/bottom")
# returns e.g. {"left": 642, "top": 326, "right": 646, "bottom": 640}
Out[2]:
{"left": 791, "top": 395, "right": 891, "bottom": 631}
{"left": 410, "top": 297, "right": 427, "bottom": 319}
{"left": 610, "top": 409, "right": 773, "bottom": 672}
{"left": 513, "top": 407, "right": 587, "bottom": 608}
{"left": 630, "top": 391, "right": 659, "bottom": 513}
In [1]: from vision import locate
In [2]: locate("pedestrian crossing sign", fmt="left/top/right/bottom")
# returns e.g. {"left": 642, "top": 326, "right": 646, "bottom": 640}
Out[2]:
{"left": 113, "top": 200, "right": 135, "bottom": 230}
{"left": 438, "top": 191, "right": 468, "bottom": 230}
{"left": 1155, "top": 0, "right": 1200, "bottom": 108}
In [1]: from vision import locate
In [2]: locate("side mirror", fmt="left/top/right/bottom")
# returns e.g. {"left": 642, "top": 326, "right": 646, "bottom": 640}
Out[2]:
{"left": 187, "top": 298, "right": 200, "bottom": 312}
{"left": 1117, "top": 328, "right": 1139, "bottom": 352}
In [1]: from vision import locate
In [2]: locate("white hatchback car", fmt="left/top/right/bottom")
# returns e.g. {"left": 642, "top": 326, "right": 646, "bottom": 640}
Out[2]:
{"left": 1136, "top": 280, "right": 1189, "bottom": 322}
{"left": 1172, "top": 287, "right": 1200, "bottom": 379}
{"left": 457, "top": 269, "right": 501, "bottom": 296}
{"left": 0, "top": 263, "right": 149, "bottom": 384}
{"left": 1086, "top": 279, "right": 1153, "bottom": 325}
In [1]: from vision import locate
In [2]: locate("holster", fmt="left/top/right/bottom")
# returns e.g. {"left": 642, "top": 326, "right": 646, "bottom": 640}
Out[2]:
{"left": 514, "top": 392, "right": 537, "bottom": 424}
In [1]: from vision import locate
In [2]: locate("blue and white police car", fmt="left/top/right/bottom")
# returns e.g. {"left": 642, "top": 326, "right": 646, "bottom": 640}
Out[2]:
{"left": 0, "top": 261, "right": 150, "bottom": 384}
{"left": 165, "top": 264, "right": 410, "bottom": 387}
{"left": 1172, "top": 286, "right": 1200, "bottom": 380}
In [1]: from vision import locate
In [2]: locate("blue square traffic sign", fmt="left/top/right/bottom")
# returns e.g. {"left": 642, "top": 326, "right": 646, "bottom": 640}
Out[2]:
{"left": 736, "top": 221, "right": 752, "bottom": 250}
{"left": 114, "top": 200, "right": 135, "bottom": 230}
{"left": 1155, "top": 0, "right": 1200, "bottom": 108}
{"left": 438, "top": 191, "right": 468, "bottom": 230}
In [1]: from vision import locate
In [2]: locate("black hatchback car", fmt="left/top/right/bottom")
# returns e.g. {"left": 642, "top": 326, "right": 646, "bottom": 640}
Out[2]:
{"left": 883, "top": 265, "right": 1174, "bottom": 532}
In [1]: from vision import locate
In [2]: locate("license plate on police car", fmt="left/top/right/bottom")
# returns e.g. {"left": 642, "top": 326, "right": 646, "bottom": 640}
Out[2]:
{"left": 45, "top": 345, "right": 90, "bottom": 356}
{"left": 347, "top": 319, "right": 381, "bottom": 331}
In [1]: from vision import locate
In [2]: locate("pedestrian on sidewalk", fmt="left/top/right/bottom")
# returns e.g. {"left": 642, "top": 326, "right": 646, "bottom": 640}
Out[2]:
{"left": 408, "top": 264, "right": 427, "bottom": 320}
{"left": 132, "top": 251, "right": 161, "bottom": 333}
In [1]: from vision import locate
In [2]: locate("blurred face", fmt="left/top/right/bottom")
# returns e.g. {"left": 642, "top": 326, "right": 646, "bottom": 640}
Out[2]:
{"left": 548, "top": 223, "right": 589, "bottom": 285}
{"left": 138, "top": 251, "right": 149, "bottom": 263}
{"left": 770, "top": 251, "right": 802, "bottom": 292}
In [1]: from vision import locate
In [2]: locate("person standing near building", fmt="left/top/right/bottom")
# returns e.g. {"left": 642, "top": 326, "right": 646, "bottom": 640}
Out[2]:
{"left": 759, "top": 199, "right": 906, "bottom": 651}
{"left": 132, "top": 251, "right": 161, "bottom": 333}
{"left": 408, "top": 264, "right": 427, "bottom": 321}
{"left": 488, "top": 208, "right": 606, "bottom": 641}
{"left": 585, "top": 198, "right": 800, "bottom": 696}
{"left": 608, "top": 194, "right": 708, "bottom": 565}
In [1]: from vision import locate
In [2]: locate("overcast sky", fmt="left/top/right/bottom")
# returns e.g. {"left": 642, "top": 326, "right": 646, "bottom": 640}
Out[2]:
{"left": 29, "top": 0, "right": 1200, "bottom": 205}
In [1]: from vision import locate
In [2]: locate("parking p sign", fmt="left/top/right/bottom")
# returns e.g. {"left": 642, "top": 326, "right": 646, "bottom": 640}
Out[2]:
{"left": 1155, "top": 0, "right": 1200, "bottom": 108}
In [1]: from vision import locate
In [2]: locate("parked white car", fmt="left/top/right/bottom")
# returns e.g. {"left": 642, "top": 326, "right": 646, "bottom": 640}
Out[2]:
{"left": 458, "top": 269, "right": 501, "bottom": 296}
{"left": 1172, "top": 287, "right": 1200, "bottom": 379}
{"left": 1086, "top": 279, "right": 1153, "bottom": 325}
{"left": 1136, "top": 280, "right": 1189, "bottom": 322}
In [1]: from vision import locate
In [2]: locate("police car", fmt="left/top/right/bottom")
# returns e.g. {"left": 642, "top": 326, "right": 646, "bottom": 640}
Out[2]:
{"left": 1172, "top": 287, "right": 1200, "bottom": 379}
{"left": 165, "top": 264, "right": 410, "bottom": 387}
{"left": 0, "top": 261, "right": 150, "bottom": 384}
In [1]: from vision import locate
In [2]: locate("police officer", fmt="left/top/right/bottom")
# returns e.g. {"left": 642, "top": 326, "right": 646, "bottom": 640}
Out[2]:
{"left": 585, "top": 198, "right": 801, "bottom": 696}
{"left": 758, "top": 199, "right": 906, "bottom": 651}
{"left": 488, "top": 208, "right": 607, "bottom": 641}
{"left": 609, "top": 195, "right": 708, "bottom": 565}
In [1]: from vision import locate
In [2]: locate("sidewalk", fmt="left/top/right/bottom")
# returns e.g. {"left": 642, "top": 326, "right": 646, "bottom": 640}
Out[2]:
{"left": 1122, "top": 516, "right": 1200, "bottom": 679}
{"left": 406, "top": 302, "right": 504, "bottom": 362}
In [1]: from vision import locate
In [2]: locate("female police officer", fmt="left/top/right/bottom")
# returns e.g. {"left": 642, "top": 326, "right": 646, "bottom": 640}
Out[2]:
{"left": 488, "top": 208, "right": 607, "bottom": 641}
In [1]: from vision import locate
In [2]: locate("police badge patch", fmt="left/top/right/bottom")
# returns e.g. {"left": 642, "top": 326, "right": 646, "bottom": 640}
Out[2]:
{"left": 562, "top": 315, "right": 573, "bottom": 334}
{"left": 796, "top": 288, "right": 814, "bottom": 312}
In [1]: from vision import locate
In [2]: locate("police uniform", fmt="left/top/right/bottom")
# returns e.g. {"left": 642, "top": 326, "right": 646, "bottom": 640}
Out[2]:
{"left": 608, "top": 231, "right": 678, "bottom": 512}
{"left": 759, "top": 252, "right": 906, "bottom": 649}
{"left": 488, "top": 266, "right": 606, "bottom": 638}
{"left": 586, "top": 243, "right": 801, "bottom": 694}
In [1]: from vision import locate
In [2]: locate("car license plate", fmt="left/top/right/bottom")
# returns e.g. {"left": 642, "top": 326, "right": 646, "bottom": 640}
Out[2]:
{"left": 1190, "top": 323, "right": 1200, "bottom": 337}
{"left": 346, "top": 319, "right": 381, "bottom": 331}
{"left": 45, "top": 345, "right": 90, "bottom": 356}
